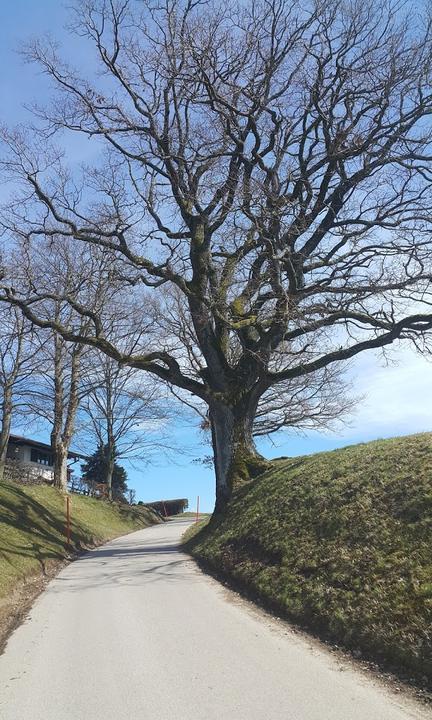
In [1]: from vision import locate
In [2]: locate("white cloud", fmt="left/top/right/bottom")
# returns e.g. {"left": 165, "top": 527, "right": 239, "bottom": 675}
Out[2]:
{"left": 343, "top": 347, "right": 432, "bottom": 438}
{"left": 260, "top": 345, "right": 432, "bottom": 459}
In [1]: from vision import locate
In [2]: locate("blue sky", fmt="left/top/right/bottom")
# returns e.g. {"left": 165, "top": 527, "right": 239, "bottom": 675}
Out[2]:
{"left": 2, "top": 1, "right": 432, "bottom": 512}
{"left": 1, "top": 3, "right": 67, "bottom": 123}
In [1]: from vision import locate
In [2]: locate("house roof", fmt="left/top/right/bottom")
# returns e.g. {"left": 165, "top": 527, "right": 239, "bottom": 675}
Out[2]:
{"left": 8, "top": 434, "right": 87, "bottom": 461}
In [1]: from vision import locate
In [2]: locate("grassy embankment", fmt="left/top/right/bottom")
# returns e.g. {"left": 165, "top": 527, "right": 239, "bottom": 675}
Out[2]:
{"left": 186, "top": 433, "right": 432, "bottom": 684}
{"left": 0, "top": 480, "right": 161, "bottom": 644}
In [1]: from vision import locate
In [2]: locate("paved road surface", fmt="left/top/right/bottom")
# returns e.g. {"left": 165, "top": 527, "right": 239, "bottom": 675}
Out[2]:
{"left": 0, "top": 520, "right": 430, "bottom": 720}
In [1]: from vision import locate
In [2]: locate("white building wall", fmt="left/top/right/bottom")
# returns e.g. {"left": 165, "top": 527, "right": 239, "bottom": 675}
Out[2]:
{"left": 22, "top": 446, "right": 32, "bottom": 462}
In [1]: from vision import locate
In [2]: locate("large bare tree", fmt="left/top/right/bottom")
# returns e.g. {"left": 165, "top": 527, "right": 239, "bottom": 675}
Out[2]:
{"left": 2, "top": 0, "right": 432, "bottom": 509}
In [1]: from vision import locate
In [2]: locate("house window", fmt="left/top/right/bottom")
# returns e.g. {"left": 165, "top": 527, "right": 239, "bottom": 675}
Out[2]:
{"left": 30, "top": 449, "right": 53, "bottom": 466}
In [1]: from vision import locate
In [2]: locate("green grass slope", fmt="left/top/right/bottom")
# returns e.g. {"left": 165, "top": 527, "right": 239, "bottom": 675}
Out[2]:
{"left": 187, "top": 433, "right": 432, "bottom": 682}
{"left": 0, "top": 480, "right": 161, "bottom": 601}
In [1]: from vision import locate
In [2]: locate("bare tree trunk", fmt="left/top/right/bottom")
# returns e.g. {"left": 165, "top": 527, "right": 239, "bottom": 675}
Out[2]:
{"left": 210, "top": 399, "right": 269, "bottom": 513}
{"left": 106, "top": 452, "right": 114, "bottom": 501}
{"left": 51, "top": 330, "right": 82, "bottom": 491}
{"left": 52, "top": 440, "right": 68, "bottom": 491}
{"left": 60, "top": 346, "right": 81, "bottom": 489}
{"left": 0, "top": 315, "right": 30, "bottom": 484}
{"left": 0, "top": 384, "right": 13, "bottom": 482}
{"left": 51, "top": 332, "right": 65, "bottom": 489}
{"left": 105, "top": 377, "right": 114, "bottom": 501}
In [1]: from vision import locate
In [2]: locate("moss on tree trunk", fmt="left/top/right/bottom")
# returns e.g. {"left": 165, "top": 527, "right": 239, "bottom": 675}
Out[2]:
{"left": 211, "top": 400, "right": 269, "bottom": 513}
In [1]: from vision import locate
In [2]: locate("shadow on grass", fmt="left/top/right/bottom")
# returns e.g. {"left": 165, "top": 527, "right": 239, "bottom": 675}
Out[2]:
{"left": 0, "top": 484, "right": 96, "bottom": 573}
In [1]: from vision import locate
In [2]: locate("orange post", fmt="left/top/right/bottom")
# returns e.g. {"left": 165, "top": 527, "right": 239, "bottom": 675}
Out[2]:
{"left": 65, "top": 496, "right": 71, "bottom": 549}
{"left": 195, "top": 495, "right": 200, "bottom": 523}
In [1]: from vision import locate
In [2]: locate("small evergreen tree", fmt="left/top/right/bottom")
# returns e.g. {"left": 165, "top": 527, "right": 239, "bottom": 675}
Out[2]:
{"left": 81, "top": 444, "right": 129, "bottom": 501}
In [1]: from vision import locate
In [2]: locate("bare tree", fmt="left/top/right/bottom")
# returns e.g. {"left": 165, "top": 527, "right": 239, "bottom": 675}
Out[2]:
{"left": 163, "top": 285, "right": 358, "bottom": 436}
{"left": 256, "top": 367, "right": 357, "bottom": 437}
{"left": 2, "top": 0, "right": 432, "bottom": 510}
{"left": 12, "top": 238, "right": 121, "bottom": 490}
{"left": 0, "top": 305, "right": 38, "bottom": 481}
{"left": 51, "top": 326, "right": 85, "bottom": 490}
{"left": 81, "top": 354, "right": 168, "bottom": 500}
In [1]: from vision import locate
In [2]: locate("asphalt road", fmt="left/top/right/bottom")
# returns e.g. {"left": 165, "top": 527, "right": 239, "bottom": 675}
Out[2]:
{"left": 0, "top": 520, "right": 430, "bottom": 720}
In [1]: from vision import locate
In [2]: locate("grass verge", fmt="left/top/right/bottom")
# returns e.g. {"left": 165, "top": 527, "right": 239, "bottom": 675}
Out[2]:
{"left": 185, "top": 433, "right": 432, "bottom": 688}
{"left": 182, "top": 517, "right": 210, "bottom": 542}
{"left": 0, "top": 480, "right": 161, "bottom": 648}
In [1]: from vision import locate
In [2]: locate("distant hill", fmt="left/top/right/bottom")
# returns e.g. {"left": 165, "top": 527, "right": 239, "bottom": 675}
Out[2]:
{"left": 187, "top": 433, "right": 432, "bottom": 686}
